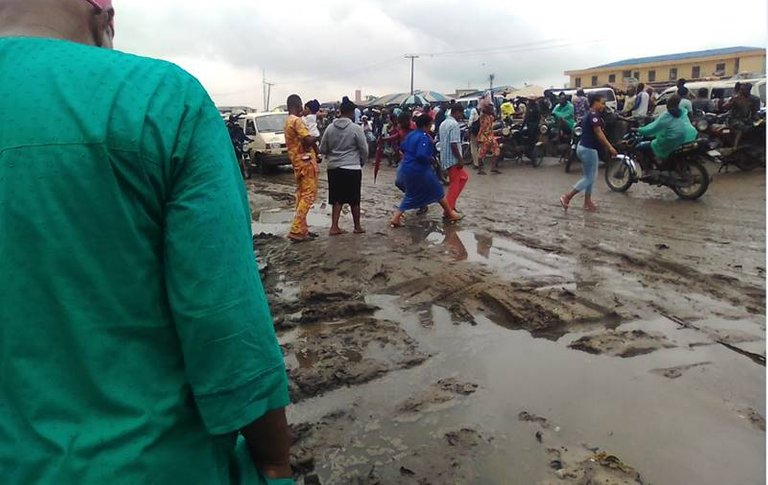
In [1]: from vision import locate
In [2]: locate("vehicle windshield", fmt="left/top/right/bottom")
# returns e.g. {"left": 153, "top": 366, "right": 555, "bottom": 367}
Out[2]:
{"left": 255, "top": 114, "right": 288, "bottom": 133}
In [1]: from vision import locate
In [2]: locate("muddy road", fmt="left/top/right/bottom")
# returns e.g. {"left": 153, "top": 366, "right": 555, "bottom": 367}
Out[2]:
{"left": 247, "top": 158, "right": 765, "bottom": 485}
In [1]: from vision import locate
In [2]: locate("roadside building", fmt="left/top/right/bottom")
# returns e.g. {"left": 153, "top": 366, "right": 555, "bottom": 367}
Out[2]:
{"left": 565, "top": 46, "right": 766, "bottom": 91}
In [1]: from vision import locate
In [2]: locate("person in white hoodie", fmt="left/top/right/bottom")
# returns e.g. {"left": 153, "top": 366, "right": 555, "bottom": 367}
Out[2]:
{"left": 320, "top": 97, "right": 369, "bottom": 235}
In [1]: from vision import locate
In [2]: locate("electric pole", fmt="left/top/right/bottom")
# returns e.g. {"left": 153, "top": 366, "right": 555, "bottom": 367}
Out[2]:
{"left": 262, "top": 69, "right": 267, "bottom": 112}
{"left": 265, "top": 82, "right": 275, "bottom": 111}
{"left": 405, "top": 55, "right": 419, "bottom": 94}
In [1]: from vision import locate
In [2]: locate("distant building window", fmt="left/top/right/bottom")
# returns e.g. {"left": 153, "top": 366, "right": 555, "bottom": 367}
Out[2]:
{"left": 608, "top": 74, "right": 616, "bottom": 83}
{"left": 622, "top": 70, "right": 631, "bottom": 79}
{"left": 716, "top": 63, "right": 726, "bottom": 75}
{"left": 575, "top": 77, "right": 581, "bottom": 88}
{"left": 669, "top": 68, "right": 678, "bottom": 81}
{"left": 633, "top": 71, "right": 640, "bottom": 80}
{"left": 648, "top": 70, "right": 656, "bottom": 82}
{"left": 591, "top": 76, "right": 598, "bottom": 87}
{"left": 692, "top": 66, "right": 701, "bottom": 78}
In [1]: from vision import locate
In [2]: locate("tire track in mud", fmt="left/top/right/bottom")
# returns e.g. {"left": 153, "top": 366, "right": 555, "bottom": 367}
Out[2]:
{"left": 587, "top": 244, "right": 766, "bottom": 315}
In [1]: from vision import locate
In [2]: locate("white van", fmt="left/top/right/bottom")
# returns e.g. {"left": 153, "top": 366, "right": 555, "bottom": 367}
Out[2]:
{"left": 238, "top": 112, "right": 290, "bottom": 173}
{"left": 653, "top": 78, "right": 766, "bottom": 116}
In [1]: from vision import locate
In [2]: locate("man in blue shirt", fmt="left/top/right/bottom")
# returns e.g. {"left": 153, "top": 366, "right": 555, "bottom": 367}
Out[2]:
{"left": 439, "top": 104, "right": 469, "bottom": 212}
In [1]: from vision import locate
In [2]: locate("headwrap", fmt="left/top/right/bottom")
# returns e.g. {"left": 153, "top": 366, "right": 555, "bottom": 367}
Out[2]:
{"left": 340, "top": 96, "right": 356, "bottom": 113}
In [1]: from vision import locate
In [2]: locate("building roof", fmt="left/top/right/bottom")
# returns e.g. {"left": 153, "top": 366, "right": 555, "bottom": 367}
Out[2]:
{"left": 590, "top": 46, "right": 764, "bottom": 70}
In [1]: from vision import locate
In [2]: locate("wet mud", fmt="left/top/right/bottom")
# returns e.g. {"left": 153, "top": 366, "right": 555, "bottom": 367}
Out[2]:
{"left": 247, "top": 159, "right": 765, "bottom": 484}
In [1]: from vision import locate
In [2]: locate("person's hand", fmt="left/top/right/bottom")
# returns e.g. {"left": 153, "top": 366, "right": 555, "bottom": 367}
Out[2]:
{"left": 609, "top": 146, "right": 618, "bottom": 158}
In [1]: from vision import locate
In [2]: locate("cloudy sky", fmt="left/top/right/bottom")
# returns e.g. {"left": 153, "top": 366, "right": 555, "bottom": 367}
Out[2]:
{"left": 115, "top": 0, "right": 766, "bottom": 109}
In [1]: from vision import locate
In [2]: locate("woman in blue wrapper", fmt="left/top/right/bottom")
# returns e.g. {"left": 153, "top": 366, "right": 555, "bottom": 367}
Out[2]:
{"left": 390, "top": 113, "right": 464, "bottom": 227}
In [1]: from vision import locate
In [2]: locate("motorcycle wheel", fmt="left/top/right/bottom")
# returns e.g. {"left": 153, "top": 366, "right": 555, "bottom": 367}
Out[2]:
{"left": 564, "top": 150, "right": 577, "bottom": 173}
{"left": 604, "top": 158, "right": 634, "bottom": 192}
{"left": 672, "top": 159, "right": 710, "bottom": 200}
{"left": 531, "top": 145, "right": 544, "bottom": 167}
{"left": 239, "top": 153, "right": 252, "bottom": 179}
{"left": 734, "top": 147, "right": 764, "bottom": 171}
{"left": 254, "top": 153, "right": 266, "bottom": 176}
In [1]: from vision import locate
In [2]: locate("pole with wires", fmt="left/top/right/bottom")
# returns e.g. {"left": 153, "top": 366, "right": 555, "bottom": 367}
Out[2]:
{"left": 405, "top": 55, "right": 419, "bottom": 94}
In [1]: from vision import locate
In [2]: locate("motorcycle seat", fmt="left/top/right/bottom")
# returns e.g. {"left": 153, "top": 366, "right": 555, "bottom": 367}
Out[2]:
{"left": 672, "top": 140, "right": 705, "bottom": 156}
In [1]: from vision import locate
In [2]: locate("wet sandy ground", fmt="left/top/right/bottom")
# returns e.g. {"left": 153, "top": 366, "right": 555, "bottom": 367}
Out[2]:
{"left": 247, "top": 158, "right": 765, "bottom": 484}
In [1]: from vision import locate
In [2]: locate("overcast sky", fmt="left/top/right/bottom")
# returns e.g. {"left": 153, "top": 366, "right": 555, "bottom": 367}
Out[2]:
{"left": 115, "top": 0, "right": 766, "bottom": 109}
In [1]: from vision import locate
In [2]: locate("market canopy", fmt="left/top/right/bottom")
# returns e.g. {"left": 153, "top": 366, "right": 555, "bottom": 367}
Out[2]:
{"left": 508, "top": 85, "right": 545, "bottom": 99}
{"left": 368, "top": 90, "right": 452, "bottom": 106}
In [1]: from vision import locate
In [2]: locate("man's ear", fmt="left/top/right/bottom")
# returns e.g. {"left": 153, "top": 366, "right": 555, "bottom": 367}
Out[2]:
{"left": 91, "top": 8, "right": 114, "bottom": 48}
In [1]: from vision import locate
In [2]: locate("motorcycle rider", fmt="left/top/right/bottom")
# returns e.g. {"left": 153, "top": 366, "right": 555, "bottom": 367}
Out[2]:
{"left": 522, "top": 96, "right": 542, "bottom": 160}
{"left": 631, "top": 83, "right": 650, "bottom": 118}
{"left": 552, "top": 92, "right": 575, "bottom": 135}
{"left": 635, "top": 94, "right": 697, "bottom": 171}
{"left": 728, "top": 82, "right": 761, "bottom": 148}
{"left": 692, "top": 87, "right": 716, "bottom": 114}
{"left": 500, "top": 98, "right": 516, "bottom": 122}
{"left": 226, "top": 114, "right": 248, "bottom": 159}
{"left": 621, "top": 86, "right": 636, "bottom": 116}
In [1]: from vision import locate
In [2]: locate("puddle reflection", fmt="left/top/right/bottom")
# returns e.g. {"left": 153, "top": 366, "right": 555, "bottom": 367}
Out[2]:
{"left": 424, "top": 227, "right": 573, "bottom": 283}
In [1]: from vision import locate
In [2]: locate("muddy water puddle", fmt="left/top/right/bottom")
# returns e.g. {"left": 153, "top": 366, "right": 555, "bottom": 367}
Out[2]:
{"left": 285, "top": 296, "right": 765, "bottom": 484}
{"left": 252, "top": 206, "right": 332, "bottom": 235}
{"left": 420, "top": 227, "right": 573, "bottom": 284}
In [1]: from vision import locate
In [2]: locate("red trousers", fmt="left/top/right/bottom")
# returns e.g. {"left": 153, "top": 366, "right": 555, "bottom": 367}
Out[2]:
{"left": 446, "top": 165, "right": 469, "bottom": 210}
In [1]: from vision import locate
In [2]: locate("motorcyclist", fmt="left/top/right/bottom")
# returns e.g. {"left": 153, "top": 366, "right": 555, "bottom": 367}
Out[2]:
{"left": 635, "top": 94, "right": 697, "bottom": 171}
{"left": 692, "top": 87, "right": 716, "bottom": 114}
{"left": 500, "top": 98, "right": 516, "bottom": 123}
{"left": 522, "top": 96, "right": 542, "bottom": 158}
{"left": 728, "top": 82, "right": 761, "bottom": 148}
{"left": 551, "top": 92, "right": 575, "bottom": 136}
{"left": 226, "top": 114, "right": 248, "bottom": 155}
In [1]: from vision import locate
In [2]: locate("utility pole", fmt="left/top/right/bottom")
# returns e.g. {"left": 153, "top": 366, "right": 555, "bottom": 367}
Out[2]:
{"left": 262, "top": 69, "right": 267, "bottom": 112}
{"left": 405, "top": 55, "right": 419, "bottom": 94}
{"left": 489, "top": 73, "right": 495, "bottom": 92}
{"left": 265, "top": 82, "right": 275, "bottom": 111}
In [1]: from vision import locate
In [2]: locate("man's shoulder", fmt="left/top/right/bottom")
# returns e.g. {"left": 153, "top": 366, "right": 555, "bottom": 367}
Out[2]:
{"left": 84, "top": 45, "right": 203, "bottom": 90}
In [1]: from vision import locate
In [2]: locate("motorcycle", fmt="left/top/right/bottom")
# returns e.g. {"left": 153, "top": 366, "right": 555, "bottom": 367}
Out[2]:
{"left": 604, "top": 131, "right": 715, "bottom": 200}
{"left": 698, "top": 110, "right": 766, "bottom": 172}
{"left": 539, "top": 116, "right": 572, "bottom": 160}
{"left": 496, "top": 119, "right": 544, "bottom": 167}
{"left": 234, "top": 140, "right": 252, "bottom": 179}
{"left": 563, "top": 124, "right": 582, "bottom": 173}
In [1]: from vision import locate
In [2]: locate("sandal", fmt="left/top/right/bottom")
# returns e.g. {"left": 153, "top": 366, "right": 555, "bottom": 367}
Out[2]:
{"left": 560, "top": 195, "right": 570, "bottom": 211}
{"left": 445, "top": 214, "right": 465, "bottom": 225}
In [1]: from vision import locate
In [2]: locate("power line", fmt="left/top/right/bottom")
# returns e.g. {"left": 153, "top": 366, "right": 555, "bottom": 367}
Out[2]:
{"left": 414, "top": 37, "right": 608, "bottom": 59}
{"left": 415, "top": 38, "right": 569, "bottom": 58}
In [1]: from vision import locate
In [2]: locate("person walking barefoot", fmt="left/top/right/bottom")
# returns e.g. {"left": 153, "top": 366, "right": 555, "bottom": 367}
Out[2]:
{"left": 319, "top": 97, "right": 368, "bottom": 235}
{"left": 560, "top": 94, "right": 617, "bottom": 212}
